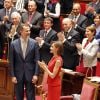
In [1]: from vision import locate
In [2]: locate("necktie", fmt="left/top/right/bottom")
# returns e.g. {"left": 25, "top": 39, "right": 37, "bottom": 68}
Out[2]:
{"left": 43, "top": 31, "right": 47, "bottom": 39}
{"left": 28, "top": 14, "right": 33, "bottom": 23}
{"left": 73, "top": 16, "right": 77, "bottom": 22}
{"left": 64, "top": 32, "right": 68, "bottom": 38}
{"left": 6, "top": 10, "right": 10, "bottom": 16}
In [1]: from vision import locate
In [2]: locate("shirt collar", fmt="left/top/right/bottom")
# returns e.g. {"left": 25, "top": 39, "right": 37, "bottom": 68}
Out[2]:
{"left": 74, "top": 14, "right": 80, "bottom": 19}
{"left": 45, "top": 28, "right": 52, "bottom": 34}
{"left": 20, "top": 37, "right": 29, "bottom": 43}
{"left": 6, "top": 8, "right": 11, "bottom": 12}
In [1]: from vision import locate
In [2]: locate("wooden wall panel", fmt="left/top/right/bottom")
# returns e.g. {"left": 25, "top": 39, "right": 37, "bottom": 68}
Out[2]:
{"left": 0, "top": 61, "right": 14, "bottom": 100}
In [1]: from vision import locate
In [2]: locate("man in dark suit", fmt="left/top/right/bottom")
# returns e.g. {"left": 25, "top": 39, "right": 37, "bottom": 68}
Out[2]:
{"left": 1, "top": 12, "right": 21, "bottom": 43}
{"left": 57, "top": 18, "right": 80, "bottom": 70}
{"left": 0, "top": 0, "right": 17, "bottom": 59}
{"left": 36, "top": 17, "right": 57, "bottom": 64}
{"left": 21, "top": 0, "right": 43, "bottom": 39}
{"left": 60, "top": 0, "right": 73, "bottom": 14}
{"left": 85, "top": 0, "right": 100, "bottom": 24}
{"left": 69, "top": 3, "right": 88, "bottom": 42}
{"left": 34, "top": 0, "right": 45, "bottom": 13}
{"left": 9, "top": 24, "right": 40, "bottom": 100}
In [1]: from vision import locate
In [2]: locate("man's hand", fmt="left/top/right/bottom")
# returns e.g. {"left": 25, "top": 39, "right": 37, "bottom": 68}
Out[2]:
{"left": 57, "top": 32, "right": 66, "bottom": 43}
{"left": 3, "top": 15, "right": 9, "bottom": 22}
{"left": 12, "top": 77, "right": 17, "bottom": 84}
{"left": 32, "top": 75, "right": 38, "bottom": 84}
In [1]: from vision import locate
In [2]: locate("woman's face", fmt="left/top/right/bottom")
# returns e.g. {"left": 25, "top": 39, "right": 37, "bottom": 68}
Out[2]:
{"left": 50, "top": 43, "right": 58, "bottom": 54}
{"left": 85, "top": 28, "right": 94, "bottom": 39}
{"left": 94, "top": 16, "right": 100, "bottom": 26}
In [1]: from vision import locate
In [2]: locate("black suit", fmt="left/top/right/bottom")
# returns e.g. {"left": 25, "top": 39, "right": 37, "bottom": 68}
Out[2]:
{"left": 39, "top": 29, "right": 57, "bottom": 63}
{"left": 62, "top": 29, "right": 80, "bottom": 70}
{"left": 69, "top": 14, "right": 88, "bottom": 42}
{"left": 60, "top": 0, "right": 73, "bottom": 14}
{"left": 9, "top": 38, "right": 39, "bottom": 100}
{"left": 21, "top": 11, "right": 43, "bottom": 39}
{"left": 35, "top": 0, "right": 45, "bottom": 13}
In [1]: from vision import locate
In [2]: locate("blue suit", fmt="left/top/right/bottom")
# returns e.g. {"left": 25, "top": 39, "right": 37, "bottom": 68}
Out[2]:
{"left": 9, "top": 38, "right": 40, "bottom": 100}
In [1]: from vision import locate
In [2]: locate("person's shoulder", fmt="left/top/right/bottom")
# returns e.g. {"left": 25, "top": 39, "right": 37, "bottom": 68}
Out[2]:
{"left": 11, "top": 39, "right": 19, "bottom": 45}
{"left": 29, "top": 38, "right": 37, "bottom": 43}
{"left": 50, "top": 29, "right": 57, "bottom": 34}
{"left": 71, "top": 28, "right": 79, "bottom": 35}
{"left": 35, "top": 11, "right": 42, "bottom": 17}
{"left": 22, "top": 11, "right": 28, "bottom": 16}
{"left": 0, "top": 8, "right": 4, "bottom": 13}
{"left": 80, "top": 14, "right": 88, "bottom": 20}
{"left": 93, "top": 38, "right": 99, "bottom": 45}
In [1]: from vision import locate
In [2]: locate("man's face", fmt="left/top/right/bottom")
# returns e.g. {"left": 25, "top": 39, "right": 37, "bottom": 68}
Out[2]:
{"left": 72, "top": 5, "right": 80, "bottom": 16}
{"left": 62, "top": 20, "right": 72, "bottom": 32}
{"left": 43, "top": 20, "right": 52, "bottom": 30}
{"left": 4, "top": 0, "right": 12, "bottom": 9}
{"left": 11, "top": 16, "right": 20, "bottom": 25}
{"left": 28, "top": 2, "right": 36, "bottom": 13}
{"left": 21, "top": 26, "right": 30, "bottom": 37}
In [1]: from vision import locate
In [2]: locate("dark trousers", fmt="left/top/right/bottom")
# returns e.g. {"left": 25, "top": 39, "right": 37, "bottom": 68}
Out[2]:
{"left": 15, "top": 75, "right": 35, "bottom": 100}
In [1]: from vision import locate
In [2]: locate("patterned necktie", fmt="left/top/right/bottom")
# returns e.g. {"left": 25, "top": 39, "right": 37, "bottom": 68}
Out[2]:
{"left": 28, "top": 14, "right": 33, "bottom": 23}
{"left": 73, "top": 16, "right": 77, "bottom": 22}
{"left": 6, "top": 10, "right": 10, "bottom": 16}
{"left": 43, "top": 31, "right": 47, "bottom": 39}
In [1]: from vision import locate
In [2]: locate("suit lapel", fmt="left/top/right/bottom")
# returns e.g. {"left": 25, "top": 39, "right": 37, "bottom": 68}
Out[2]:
{"left": 77, "top": 15, "right": 82, "bottom": 25}
{"left": 67, "top": 29, "right": 73, "bottom": 39}
{"left": 30, "top": 12, "right": 37, "bottom": 24}
{"left": 17, "top": 39, "right": 23, "bottom": 59}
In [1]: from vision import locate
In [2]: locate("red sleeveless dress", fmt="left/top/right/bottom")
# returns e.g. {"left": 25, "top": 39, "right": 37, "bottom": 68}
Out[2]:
{"left": 47, "top": 56, "right": 63, "bottom": 100}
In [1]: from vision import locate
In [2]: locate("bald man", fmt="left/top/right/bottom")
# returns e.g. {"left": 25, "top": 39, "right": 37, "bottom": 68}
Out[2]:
{"left": 57, "top": 18, "right": 80, "bottom": 70}
{"left": 69, "top": 3, "right": 88, "bottom": 42}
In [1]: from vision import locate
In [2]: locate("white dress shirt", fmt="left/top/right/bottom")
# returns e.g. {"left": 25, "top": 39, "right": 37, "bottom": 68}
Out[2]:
{"left": 20, "top": 37, "right": 28, "bottom": 58}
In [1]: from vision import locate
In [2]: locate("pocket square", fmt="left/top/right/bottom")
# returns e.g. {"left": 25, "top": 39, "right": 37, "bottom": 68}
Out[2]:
{"left": 68, "top": 36, "right": 72, "bottom": 39}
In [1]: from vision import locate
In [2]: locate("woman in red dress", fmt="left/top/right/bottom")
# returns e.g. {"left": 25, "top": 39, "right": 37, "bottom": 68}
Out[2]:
{"left": 38, "top": 41, "right": 63, "bottom": 100}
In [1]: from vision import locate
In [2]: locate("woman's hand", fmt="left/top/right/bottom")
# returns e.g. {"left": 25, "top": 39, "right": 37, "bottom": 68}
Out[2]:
{"left": 38, "top": 61, "right": 47, "bottom": 70}
{"left": 76, "top": 43, "right": 82, "bottom": 50}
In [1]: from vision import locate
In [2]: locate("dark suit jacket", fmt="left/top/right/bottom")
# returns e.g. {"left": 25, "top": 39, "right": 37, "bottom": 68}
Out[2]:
{"left": 39, "top": 29, "right": 57, "bottom": 63}
{"left": 69, "top": 14, "right": 88, "bottom": 42}
{"left": 60, "top": 0, "right": 73, "bottom": 14}
{"left": 35, "top": 0, "right": 45, "bottom": 13}
{"left": 9, "top": 38, "right": 40, "bottom": 82}
{"left": 0, "top": 7, "right": 17, "bottom": 22}
{"left": 21, "top": 11, "right": 43, "bottom": 38}
{"left": 62, "top": 29, "right": 80, "bottom": 70}
{"left": 0, "top": 7, "right": 17, "bottom": 58}
{"left": 0, "top": 7, "right": 17, "bottom": 40}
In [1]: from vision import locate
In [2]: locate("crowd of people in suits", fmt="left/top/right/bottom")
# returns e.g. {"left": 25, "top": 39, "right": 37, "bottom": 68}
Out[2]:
{"left": 0, "top": 0, "right": 100, "bottom": 100}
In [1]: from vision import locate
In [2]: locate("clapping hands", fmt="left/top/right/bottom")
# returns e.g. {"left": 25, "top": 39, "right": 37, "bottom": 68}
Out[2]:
{"left": 38, "top": 61, "right": 47, "bottom": 70}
